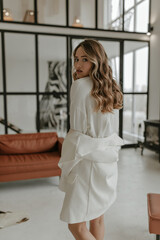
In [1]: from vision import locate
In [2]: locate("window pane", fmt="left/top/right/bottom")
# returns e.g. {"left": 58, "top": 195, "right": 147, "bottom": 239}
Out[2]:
{"left": 125, "top": 0, "right": 134, "bottom": 11}
{"left": 69, "top": 0, "right": 95, "bottom": 28}
{"left": 39, "top": 94, "right": 67, "bottom": 137}
{"left": 124, "top": 9, "right": 134, "bottom": 31}
{"left": 123, "top": 94, "right": 147, "bottom": 144}
{"left": 0, "top": 95, "right": 5, "bottom": 134}
{"left": 0, "top": 34, "right": 3, "bottom": 92}
{"left": 124, "top": 41, "right": 148, "bottom": 92}
{"left": 5, "top": 33, "right": 36, "bottom": 92}
{"left": 3, "top": 0, "right": 34, "bottom": 22}
{"left": 124, "top": 52, "right": 133, "bottom": 92}
{"left": 124, "top": 0, "right": 134, "bottom": 31}
{"left": 135, "top": 47, "right": 148, "bottom": 92}
{"left": 38, "top": 0, "right": 66, "bottom": 25}
{"left": 38, "top": 35, "right": 67, "bottom": 92}
{"left": 136, "top": 0, "right": 149, "bottom": 32}
{"left": 98, "top": 0, "right": 123, "bottom": 30}
{"left": 124, "top": 0, "right": 149, "bottom": 32}
{"left": 7, "top": 95, "right": 37, "bottom": 133}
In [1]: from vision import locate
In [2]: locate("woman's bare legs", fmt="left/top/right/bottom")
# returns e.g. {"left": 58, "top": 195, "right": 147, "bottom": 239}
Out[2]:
{"left": 68, "top": 222, "right": 96, "bottom": 240}
{"left": 89, "top": 214, "right": 105, "bottom": 240}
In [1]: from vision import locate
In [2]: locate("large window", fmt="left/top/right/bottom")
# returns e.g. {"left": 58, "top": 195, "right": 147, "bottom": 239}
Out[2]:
{"left": 123, "top": 41, "right": 149, "bottom": 144}
{"left": 5, "top": 33, "right": 36, "bottom": 92}
{"left": 124, "top": 0, "right": 149, "bottom": 32}
{"left": 98, "top": 0, "right": 149, "bottom": 32}
{"left": 38, "top": 35, "right": 67, "bottom": 136}
{"left": 98, "top": 0, "right": 123, "bottom": 30}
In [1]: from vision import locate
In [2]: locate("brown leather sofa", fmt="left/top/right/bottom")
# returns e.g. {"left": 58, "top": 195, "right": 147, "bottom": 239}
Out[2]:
{"left": 0, "top": 132, "right": 63, "bottom": 182}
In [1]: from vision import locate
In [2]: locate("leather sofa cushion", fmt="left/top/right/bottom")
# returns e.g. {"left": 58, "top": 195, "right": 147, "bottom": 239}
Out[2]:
{"left": 0, "top": 132, "right": 58, "bottom": 155}
{"left": 0, "top": 152, "right": 60, "bottom": 175}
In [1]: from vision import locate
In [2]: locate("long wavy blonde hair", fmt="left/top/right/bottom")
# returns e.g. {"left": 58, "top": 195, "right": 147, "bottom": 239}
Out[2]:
{"left": 73, "top": 39, "right": 123, "bottom": 113}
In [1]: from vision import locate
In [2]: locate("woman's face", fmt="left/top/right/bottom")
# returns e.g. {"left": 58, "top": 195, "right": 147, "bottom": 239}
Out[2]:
{"left": 74, "top": 47, "right": 92, "bottom": 79}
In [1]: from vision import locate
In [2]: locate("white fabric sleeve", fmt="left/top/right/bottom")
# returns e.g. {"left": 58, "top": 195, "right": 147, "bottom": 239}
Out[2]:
{"left": 69, "top": 82, "right": 87, "bottom": 134}
{"left": 70, "top": 107, "right": 87, "bottom": 134}
{"left": 110, "top": 109, "right": 119, "bottom": 135}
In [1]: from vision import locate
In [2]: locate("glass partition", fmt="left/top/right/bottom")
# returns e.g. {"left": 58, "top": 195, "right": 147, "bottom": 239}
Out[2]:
{"left": 124, "top": 0, "right": 149, "bottom": 32}
{"left": 5, "top": 33, "right": 36, "bottom": 92}
{"left": 69, "top": 0, "right": 95, "bottom": 28}
{"left": 98, "top": 0, "right": 123, "bottom": 30}
{"left": 135, "top": 46, "right": 148, "bottom": 92}
{"left": 124, "top": 41, "right": 148, "bottom": 93}
{"left": 123, "top": 94, "right": 147, "bottom": 144}
{"left": 3, "top": 0, "right": 34, "bottom": 23}
{"left": 124, "top": 0, "right": 134, "bottom": 32}
{"left": 123, "top": 40, "right": 149, "bottom": 144}
{"left": 37, "top": 0, "right": 66, "bottom": 25}
{"left": 98, "top": 0, "right": 149, "bottom": 32}
{"left": 7, "top": 95, "right": 37, "bottom": 133}
{"left": 136, "top": 0, "right": 149, "bottom": 32}
{"left": 38, "top": 35, "right": 67, "bottom": 136}
{"left": 38, "top": 35, "right": 67, "bottom": 93}
{"left": 39, "top": 94, "right": 67, "bottom": 137}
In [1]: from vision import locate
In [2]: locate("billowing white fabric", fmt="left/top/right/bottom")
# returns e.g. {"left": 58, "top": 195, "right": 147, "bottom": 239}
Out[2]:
{"left": 58, "top": 76, "right": 124, "bottom": 223}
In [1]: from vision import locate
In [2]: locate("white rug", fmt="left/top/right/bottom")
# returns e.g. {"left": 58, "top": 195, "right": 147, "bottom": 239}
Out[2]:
{"left": 0, "top": 211, "right": 29, "bottom": 229}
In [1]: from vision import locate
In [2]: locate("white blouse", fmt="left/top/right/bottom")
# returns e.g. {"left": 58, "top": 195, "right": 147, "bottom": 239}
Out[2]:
{"left": 70, "top": 76, "right": 119, "bottom": 138}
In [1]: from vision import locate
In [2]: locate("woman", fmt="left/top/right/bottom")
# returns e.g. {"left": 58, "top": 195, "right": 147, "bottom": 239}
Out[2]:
{"left": 58, "top": 39, "right": 123, "bottom": 240}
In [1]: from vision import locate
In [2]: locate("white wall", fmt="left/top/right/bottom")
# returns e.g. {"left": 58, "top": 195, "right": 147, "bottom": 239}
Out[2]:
{"left": 149, "top": 0, "right": 160, "bottom": 119}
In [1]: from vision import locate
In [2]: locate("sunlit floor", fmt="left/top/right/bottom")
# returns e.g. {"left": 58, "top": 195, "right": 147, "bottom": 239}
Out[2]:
{"left": 0, "top": 148, "right": 160, "bottom": 240}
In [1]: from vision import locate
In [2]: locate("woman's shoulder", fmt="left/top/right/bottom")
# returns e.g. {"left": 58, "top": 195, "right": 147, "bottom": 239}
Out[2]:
{"left": 73, "top": 76, "right": 92, "bottom": 87}
{"left": 71, "top": 76, "right": 93, "bottom": 98}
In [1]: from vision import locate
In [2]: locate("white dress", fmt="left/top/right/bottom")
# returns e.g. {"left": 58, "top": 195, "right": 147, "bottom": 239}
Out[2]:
{"left": 58, "top": 76, "right": 124, "bottom": 224}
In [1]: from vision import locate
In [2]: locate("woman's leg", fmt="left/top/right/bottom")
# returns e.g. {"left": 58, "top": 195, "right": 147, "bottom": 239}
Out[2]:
{"left": 68, "top": 221, "right": 96, "bottom": 240}
{"left": 89, "top": 214, "right": 105, "bottom": 240}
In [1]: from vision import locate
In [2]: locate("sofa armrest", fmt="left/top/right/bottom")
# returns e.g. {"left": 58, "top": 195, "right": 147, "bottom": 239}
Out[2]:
{"left": 58, "top": 138, "right": 64, "bottom": 156}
